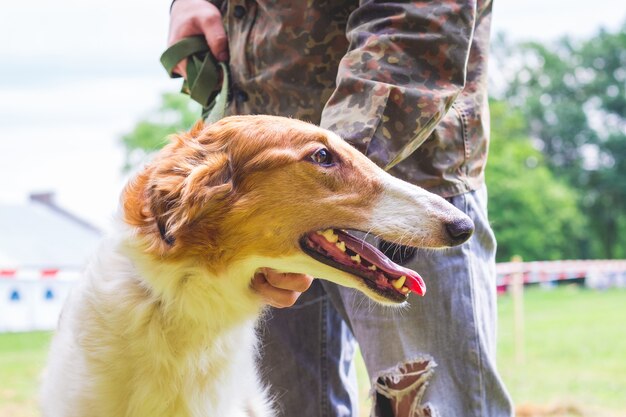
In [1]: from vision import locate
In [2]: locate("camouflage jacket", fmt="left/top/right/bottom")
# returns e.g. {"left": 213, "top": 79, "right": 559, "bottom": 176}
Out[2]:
{"left": 212, "top": 0, "right": 492, "bottom": 197}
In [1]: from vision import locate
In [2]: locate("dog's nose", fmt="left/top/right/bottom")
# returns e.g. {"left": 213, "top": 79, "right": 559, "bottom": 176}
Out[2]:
{"left": 445, "top": 217, "right": 474, "bottom": 244}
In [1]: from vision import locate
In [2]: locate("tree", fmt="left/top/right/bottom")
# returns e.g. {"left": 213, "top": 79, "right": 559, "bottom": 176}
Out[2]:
{"left": 121, "top": 92, "right": 201, "bottom": 171}
{"left": 486, "top": 100, "right": 586, "bottom": 262}
{"left": 500, "top": 23, "right": 626, "bottom": 258}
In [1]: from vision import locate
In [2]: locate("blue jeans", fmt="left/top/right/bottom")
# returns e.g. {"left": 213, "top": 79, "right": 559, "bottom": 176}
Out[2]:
{"left": 259, "top": 187, "right": 513, "bottom": 417}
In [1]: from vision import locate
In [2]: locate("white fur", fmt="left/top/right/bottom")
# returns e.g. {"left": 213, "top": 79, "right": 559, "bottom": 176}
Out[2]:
{"left": 41, "top": 226, "right": 273, "bottom": 417}
{"left": 369, "top": 172, "right": 462, "bottom": 247}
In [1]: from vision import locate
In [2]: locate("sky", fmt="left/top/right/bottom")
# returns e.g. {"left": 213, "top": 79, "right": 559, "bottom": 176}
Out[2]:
{"left": 1, "top": 0, "right": 624, "bottom": 230}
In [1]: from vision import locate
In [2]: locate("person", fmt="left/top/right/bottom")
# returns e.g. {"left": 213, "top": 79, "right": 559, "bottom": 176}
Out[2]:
{"left": 168, "top": 0, "right": 513, "bottom": 416}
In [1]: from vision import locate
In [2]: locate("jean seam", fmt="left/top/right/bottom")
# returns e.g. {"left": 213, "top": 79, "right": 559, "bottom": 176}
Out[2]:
{"left": 320, "top": 296, "right": 329, "bottom": 417}
{"left": 463, "top": 191, "right": 487, "bottom": 417}
{"left": 451, "top": 103, "right": 472, "bottom": 190}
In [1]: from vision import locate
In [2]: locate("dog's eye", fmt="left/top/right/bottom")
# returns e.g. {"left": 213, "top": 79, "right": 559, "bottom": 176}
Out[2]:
{"left": 310, "top": 148, "right": 334, "bottom": 166}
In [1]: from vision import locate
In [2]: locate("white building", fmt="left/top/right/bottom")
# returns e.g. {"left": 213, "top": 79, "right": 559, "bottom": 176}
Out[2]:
{"left": 0, "top": 193, "right": 101, "bottom": 332}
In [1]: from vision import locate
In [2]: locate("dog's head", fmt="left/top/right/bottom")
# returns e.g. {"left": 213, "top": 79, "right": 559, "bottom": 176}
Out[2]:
{"left": 122, "top": 116, "right": 473, "bottom": 304}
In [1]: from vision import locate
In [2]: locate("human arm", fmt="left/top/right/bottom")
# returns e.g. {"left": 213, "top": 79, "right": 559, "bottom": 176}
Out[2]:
{"left": 320, "top": 0, "right": 479, "bottom": 170}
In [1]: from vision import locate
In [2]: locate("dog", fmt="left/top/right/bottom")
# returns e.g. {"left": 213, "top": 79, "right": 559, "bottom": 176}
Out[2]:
{"left": 40, "top": 115, "right": 473, "bottom": 417}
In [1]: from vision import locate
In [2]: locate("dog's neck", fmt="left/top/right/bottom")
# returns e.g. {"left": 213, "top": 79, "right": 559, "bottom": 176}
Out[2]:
{"left": 57, "top": 229, "right": 268, "bottom": 416}
{"left": 115, "top": 232, "right": 266, "bottom": 341}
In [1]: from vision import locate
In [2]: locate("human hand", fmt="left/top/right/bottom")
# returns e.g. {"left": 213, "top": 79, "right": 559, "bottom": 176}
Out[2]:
{"left": 168, "top": 0, "right": 229, "bottom": 78}
{"left": 251, "top": 268, "right": 314, "bottom": 308}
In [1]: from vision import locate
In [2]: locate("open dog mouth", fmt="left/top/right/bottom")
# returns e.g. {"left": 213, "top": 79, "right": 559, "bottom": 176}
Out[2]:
{"left": 299, "top": 229, "right": 426, "bottom": 303}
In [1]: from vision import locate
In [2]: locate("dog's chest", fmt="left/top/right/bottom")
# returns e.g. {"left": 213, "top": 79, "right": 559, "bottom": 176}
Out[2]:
{"left": 180, "top": 323, "right": 264, "bottom": 416}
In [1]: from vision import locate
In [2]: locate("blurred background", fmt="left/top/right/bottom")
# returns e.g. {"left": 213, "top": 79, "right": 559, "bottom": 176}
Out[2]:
{"left": 1, "top": 1, "right": 625, "bottom": 416}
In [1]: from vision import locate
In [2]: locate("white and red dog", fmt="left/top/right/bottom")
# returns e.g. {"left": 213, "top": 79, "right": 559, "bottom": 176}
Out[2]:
{"left": 41, "top": 116, "right": 473, "bottom": 417}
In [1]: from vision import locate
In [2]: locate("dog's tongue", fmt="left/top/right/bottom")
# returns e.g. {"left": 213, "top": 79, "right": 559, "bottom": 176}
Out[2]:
{"left": 397, "top": 270, "right": 426, "bottom": 295}
{"left": 336, "top": 230, "right": 426, "bottom": 296}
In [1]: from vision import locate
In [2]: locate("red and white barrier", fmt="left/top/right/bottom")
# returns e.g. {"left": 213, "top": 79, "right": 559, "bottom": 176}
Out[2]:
{"left": 1, "top": 260, "right": 624, "bottom": 332}
{"left": 0, "top": 268, "right": 81, "bottom": 332}
{"left": 496, "top": 259, "right": 626, "bottom": 291}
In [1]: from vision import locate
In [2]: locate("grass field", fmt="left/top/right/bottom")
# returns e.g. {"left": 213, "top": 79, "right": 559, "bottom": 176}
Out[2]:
{"left": 0, "top": 331, "right": 51, "bottom": 417}
{"left": 497, "top": 286, "right": 626, "bottom": 417}
{"left": 1, "top": 286, "right": 625, "bottom": 417}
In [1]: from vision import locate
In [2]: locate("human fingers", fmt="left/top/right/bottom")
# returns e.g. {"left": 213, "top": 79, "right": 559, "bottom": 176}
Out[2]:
{"left": 168, "top": 0, "right": 229, "bottom": 77}
{"left": 195, "top": 4, "right": 229, "bottom": 62}
{"left": 261, "top": 269, "right": 314, "bottom": 293}
{"left": 251, "top": 269, "right": 314, "bottom": 308}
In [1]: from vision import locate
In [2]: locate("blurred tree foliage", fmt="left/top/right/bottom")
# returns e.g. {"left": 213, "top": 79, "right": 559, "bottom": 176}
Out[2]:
{"left": 500, "top": 23, "right": 626, "bottom": 258}
{"left": 486, "top": 101, "right": 585, "bottom": 262}
{"left": 121, "top": 92, "right": 200, "bottom": 171}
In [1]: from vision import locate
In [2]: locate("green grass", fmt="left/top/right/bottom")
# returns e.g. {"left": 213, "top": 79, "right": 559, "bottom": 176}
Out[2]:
{"left": 0, "top": 331, "right": 52, "bottom": 417}
{"left": 355, "top": 286, "right": 626, "bottom": 416}
{"left": 497, "top": 286, "right": 626, "bottom": 414}
{"left": 1, "top": 288, "right": 625, "bottom": 417}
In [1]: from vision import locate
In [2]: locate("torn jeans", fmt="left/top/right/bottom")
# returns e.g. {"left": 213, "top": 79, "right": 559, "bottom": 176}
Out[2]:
{"left": 258, "top": 186, "right": 513, "bottom": 417}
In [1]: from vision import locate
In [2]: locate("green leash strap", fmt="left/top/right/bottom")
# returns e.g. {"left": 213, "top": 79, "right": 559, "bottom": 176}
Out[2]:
{"left": 160, "top": 35, "right": 230, "bottom": 123}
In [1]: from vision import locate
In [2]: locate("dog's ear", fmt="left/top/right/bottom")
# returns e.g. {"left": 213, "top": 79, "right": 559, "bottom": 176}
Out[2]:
{"left": 155, "top": 151, "right": 233, "bottom": 244}
{"left": 122, "top": 128, "right": 233, "bottom": 250}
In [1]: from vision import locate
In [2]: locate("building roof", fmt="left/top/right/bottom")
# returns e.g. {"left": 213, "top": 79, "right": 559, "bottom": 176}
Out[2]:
{"left": 0, "top": 198, "right": 101, "bottom": 269}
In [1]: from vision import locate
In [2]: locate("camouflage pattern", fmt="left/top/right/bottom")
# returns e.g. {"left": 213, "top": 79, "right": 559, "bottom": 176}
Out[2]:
{"left": 215, "top": 0, "right": 493, "bottom": 197}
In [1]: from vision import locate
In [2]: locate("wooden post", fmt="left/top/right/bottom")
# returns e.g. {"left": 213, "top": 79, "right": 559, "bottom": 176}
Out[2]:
{"left": 511, "top": 255, "right": 525, "bottom": 365}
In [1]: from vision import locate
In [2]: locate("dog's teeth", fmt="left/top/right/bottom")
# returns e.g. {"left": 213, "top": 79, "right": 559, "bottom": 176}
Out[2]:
{"left": 336, "top": 241, "right": 346, "bottom": 252}
{"left": 401, "top": 286, "right": 410, "bottom": 294}
{"left": 368, "top": 265, "right": 377, "bottom": 271}
{"left": 320, "top": 229, "right": 339, "bottom": 243}
{"left": 392, "top": 275, "right": 406, "bottom": 290}
{"left": 350, "top": 254, "right": 361, "bottom": 263}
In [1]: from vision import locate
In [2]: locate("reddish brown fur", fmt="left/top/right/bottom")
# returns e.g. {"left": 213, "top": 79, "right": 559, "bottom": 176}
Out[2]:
{"left": 122, "top": 116, "right": 384, "bottom": 274}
